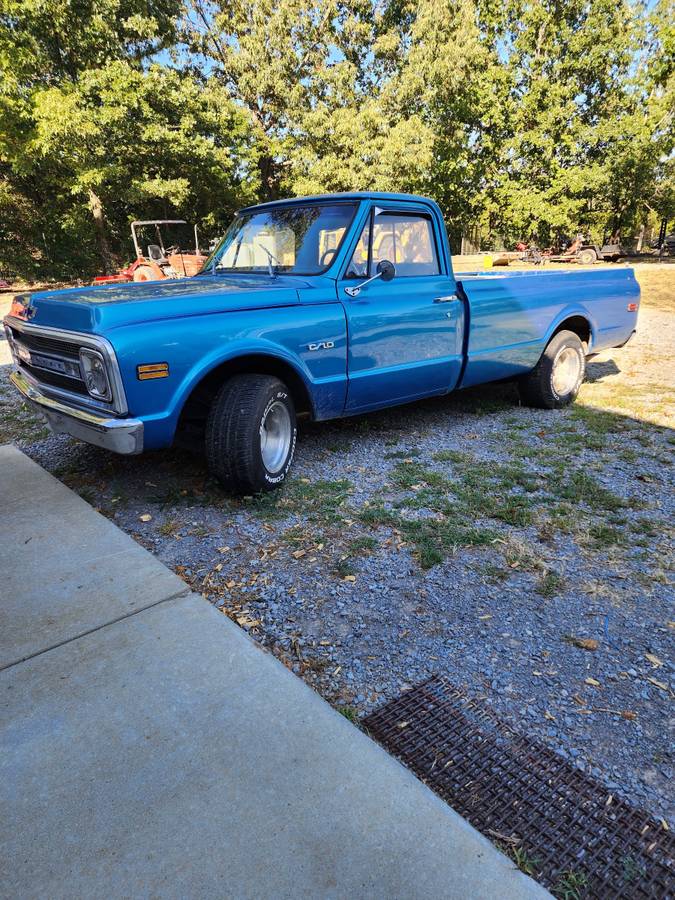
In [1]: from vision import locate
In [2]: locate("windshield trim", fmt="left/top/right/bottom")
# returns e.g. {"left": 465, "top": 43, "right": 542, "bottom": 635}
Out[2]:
{"left": 201, "top": 200, "right": 360, "bottom": 277}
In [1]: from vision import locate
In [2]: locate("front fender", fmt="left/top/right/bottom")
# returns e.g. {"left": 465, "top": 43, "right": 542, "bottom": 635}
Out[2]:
{"left": 109, "top": 303, "right": 348, "bottom": 448}
{"left": 172, "top": 338, "right": 316, "bottom": 418}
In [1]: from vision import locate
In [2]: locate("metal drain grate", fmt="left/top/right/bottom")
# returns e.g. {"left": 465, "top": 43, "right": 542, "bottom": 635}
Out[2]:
{"left": 363, "top": 676, "right": 674, "bottom": 898}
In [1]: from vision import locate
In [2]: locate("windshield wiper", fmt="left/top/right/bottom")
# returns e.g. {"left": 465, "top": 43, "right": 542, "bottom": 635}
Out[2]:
{"left": 257, "top": 243, "right": 282, "bottom": 278}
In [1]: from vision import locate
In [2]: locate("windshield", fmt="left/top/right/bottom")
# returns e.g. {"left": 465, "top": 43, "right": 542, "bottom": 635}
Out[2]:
{"left": 203, "top": 203, "right": 358, "bottom": 276}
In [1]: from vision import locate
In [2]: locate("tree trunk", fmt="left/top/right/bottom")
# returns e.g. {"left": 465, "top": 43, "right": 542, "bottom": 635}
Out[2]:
{"left": 257, "top": 156, "right": 280, "bottom": 201}
{"left": 636, "top": 223, "right": 645, "bottom": 253}
{"left": 88, "top": 189, "right": 114, "bottom": 273}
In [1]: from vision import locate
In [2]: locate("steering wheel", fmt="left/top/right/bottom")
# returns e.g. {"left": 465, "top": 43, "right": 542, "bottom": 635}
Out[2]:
{"left": 320, "top": 248, "right": 338, "bottom": 267}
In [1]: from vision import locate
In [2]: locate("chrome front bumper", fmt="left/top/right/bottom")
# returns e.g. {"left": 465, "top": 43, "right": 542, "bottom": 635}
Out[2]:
{"left": 10, "top": 369, "right": 144, "bottom": 455}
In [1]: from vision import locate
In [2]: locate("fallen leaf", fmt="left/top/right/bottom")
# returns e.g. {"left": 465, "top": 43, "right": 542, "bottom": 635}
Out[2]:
{"left": 621, "top": 710, "right": 637, "bottom": 720}
{"left": 661, "top": 819, "right": 669, "bottom": 831}
{"left": 566, "top": 636, "right": 599, "bottom": 651}
{"left": 487, "top": 829, "right": 521, "bottom": 846}
{"left": 217, "top": 546, "right": 231, "bottom": 553}
{"left": 292, "top": 549, "right": 306, "bottom": 559}
{"left": 479, "top": 614, "right": 493, "bottom": 620}
{"left": 544, "top": 710, "right": 556, "bottom": 721}
{"left": 647, "top": 677, "right": 668, "bottom": 691}
{"left": 396, "top": 720, "right": 409, "bottom": 729}
{"left": 645, "top": 653, "right": 663, "bottom": 668}
{"left": 585, "top": 677, "right": 601, "bottom": 687}
{"left": 343, "top": 574, "right": 356, "bottom": 583}
{"left": 139, "top": 513, "right": 152, "bottom": 522}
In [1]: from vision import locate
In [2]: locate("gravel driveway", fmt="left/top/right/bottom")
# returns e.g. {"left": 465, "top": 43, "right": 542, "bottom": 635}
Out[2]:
{"left": 1, "top": 264, "right": 673, "bottom": 824}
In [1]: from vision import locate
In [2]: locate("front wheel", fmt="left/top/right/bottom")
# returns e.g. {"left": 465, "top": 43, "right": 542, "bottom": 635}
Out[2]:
{"left": 518, "top": 330, "right": 586, "bottom": 409}
{"left": 206, "top": 374, "right": 297, "bottom": 493}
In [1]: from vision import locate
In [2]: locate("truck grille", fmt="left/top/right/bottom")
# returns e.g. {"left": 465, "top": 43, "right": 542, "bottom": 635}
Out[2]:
{"left": 8, "top": 325, "right": 89, "bottom": 397}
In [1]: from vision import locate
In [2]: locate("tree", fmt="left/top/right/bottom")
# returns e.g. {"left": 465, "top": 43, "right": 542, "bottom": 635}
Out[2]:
{"left": 0, "top": 0, "right": 253, "bottom": 276}
{"left": 490, "top": 0, "right": 644, "bottom": 246}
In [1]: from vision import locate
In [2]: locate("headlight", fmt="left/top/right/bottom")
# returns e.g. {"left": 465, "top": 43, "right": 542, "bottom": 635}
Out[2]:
{"left": 79, "top": 348, "right": 112, "bottom": 401}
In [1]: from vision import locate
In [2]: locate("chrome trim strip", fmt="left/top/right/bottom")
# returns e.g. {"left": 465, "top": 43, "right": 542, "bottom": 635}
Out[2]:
{"left": 10, "top": 370, "right": 143, "bottom": 455}
{"left": 4, "top": 316, "right": 128, "bottom": 414}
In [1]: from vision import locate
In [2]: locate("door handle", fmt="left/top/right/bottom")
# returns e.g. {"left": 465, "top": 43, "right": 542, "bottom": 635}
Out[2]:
{"left": 433, "top": 294, "right": 458, "bottom": 303}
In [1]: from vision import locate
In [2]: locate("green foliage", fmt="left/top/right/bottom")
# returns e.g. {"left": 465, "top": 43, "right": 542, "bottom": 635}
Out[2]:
{"left": 0, "top": 0, "right": 672, "bottom": 280}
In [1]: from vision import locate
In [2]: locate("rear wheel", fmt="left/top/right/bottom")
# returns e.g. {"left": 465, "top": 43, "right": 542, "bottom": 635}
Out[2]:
{"left": 133, "top": 264, "right": 164, "bottom": 282}
{"left": 518, "top": 330, "right": 586, "bottom": 409}
{"left": 205, "top": 374, "right": 297, "bottom": 493}
{"left": 577, "top": 248, "right": 597, "bottom": 265}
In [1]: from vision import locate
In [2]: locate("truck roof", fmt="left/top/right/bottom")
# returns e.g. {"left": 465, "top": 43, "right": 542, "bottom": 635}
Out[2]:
{"left": 240, "top": 192, "right": 439, "bottom": 213}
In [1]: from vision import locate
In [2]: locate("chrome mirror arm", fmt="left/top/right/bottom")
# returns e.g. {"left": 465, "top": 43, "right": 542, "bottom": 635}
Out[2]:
{"left": 344, "top": 270, "right": 383, "bottom": 298}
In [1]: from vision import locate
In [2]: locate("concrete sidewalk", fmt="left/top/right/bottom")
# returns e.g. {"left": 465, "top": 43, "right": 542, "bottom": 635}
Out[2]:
{"left": 0, "top": 445, "right": 549, "bottom": 899}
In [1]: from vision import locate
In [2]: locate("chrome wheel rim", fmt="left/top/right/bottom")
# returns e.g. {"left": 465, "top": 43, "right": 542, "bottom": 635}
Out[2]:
{"left": 552, "top": 346, "right": 581, "bottom": 395}
{"left": 260, "top": 401, "right": 292, "bottom": 473}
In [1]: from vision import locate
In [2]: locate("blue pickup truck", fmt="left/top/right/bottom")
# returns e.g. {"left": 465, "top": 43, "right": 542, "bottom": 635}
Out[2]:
{"left": 5, "top": 192, "right": 640, "bottom": 493}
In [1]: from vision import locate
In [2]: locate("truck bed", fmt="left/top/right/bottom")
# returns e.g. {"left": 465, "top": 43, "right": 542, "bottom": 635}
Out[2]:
{"left": 456, "top": 267, "right": 640, "bottom": 388}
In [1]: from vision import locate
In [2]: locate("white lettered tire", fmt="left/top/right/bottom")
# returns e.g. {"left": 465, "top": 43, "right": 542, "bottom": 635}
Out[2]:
{"left": 206, "top": 374, "right": 297, "bottom": 493}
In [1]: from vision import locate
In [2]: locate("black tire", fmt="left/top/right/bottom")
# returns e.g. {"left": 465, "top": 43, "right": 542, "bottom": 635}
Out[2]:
{"left": 205, "top": 374, "right": 297, "bottom": 493}
{"left": 518, "top": 330, "right": 586, "bottom": 409}
{"left": 577, "top": 248, "right": 597, "bottom": 265}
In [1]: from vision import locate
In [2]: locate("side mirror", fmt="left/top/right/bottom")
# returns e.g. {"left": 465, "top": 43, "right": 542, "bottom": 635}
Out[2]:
{"left": 344, "top": 259, "right": 396, "bottom": 297}
{"left": 377, "top": 259, "right": 395, "bottom": 282}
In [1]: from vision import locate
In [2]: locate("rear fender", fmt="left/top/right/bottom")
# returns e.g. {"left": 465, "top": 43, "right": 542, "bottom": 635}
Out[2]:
{"left": 543, "top": 305, "right": 598, "bottom": 353}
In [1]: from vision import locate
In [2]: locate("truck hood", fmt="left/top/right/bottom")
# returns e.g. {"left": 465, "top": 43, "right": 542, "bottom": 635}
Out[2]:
{"left": 10, "top": 274, "right": 309, "bottom": 333}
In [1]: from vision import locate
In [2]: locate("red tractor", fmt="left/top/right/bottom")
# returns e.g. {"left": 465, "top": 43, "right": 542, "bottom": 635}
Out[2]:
{"left": 94, "top": 220, "right": 208, "bottom": 284}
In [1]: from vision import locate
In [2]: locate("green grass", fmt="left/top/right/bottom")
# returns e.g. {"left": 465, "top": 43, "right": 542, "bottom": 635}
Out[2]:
{"left": 384, "top": 447, "right": 422, "bottom": 460}
{"left": 400, "top": 516, "right": 499, "bottom": 569}
{"left": 510, "top": 846, "right": 542, "bottom": 877}
{"left": 432, "top": 449, "right": 467, "bottom": 463}
{"left": 549, "top": 470, "right": 626, "bottom": 512}
{"left": 158, "top": 519, "right": 180, "bottom": 536}
{"left": 535, "top": 569, "right": 566, "bottom": 598}
{"left": 243, "top": 478, "right": 353, "bottom": 524}
{"left": 347, "top": 536, "right": 378, "bottom": 554}
{"left": 391, "top": 461, "right": 449, "bottom": 489}
{"left": 338, "top": 705, "right": 359, "bottom": 723}
{"left": 580, "top": 523, "right": 625, "bottom": 549}
{"left": 554, "top": 868, "right": 589, "bottom": 900}
{"left": 358, "top": 504, "right": 399, "bottom": 527}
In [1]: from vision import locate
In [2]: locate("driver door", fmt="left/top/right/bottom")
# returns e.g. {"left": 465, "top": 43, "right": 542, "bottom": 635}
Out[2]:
{"left": 338, "top": 206, "right": 464, "bottom": 413}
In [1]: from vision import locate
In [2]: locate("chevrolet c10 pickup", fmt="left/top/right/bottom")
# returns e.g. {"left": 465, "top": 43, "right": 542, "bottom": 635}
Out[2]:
{"left": 4, "top": 192, "right": 640, "bottom": 493}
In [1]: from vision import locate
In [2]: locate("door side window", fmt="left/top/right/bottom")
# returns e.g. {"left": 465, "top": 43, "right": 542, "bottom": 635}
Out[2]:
{"left": 346, "top": 211, "right": 440, "bottom": 278}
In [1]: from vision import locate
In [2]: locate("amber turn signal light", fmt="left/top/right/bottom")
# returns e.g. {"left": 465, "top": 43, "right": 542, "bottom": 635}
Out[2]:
{"left": 137, "top": 362, "right": 169, "bottom": 380}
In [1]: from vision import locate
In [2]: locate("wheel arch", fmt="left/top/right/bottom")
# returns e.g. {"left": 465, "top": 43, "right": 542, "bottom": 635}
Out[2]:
{"left": 176, "top": 352, "right": 314, "bottom": 439}
{"left": 548, "top": 312, "right": 595, "bottom": 353}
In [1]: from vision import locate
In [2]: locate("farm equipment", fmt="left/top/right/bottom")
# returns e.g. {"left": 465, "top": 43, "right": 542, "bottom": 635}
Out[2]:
{"left": 516, "top": 235, "right": 624, "bottom": 265}
{"left": 94, "top": 220, "right": 208, "bottom": 284}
